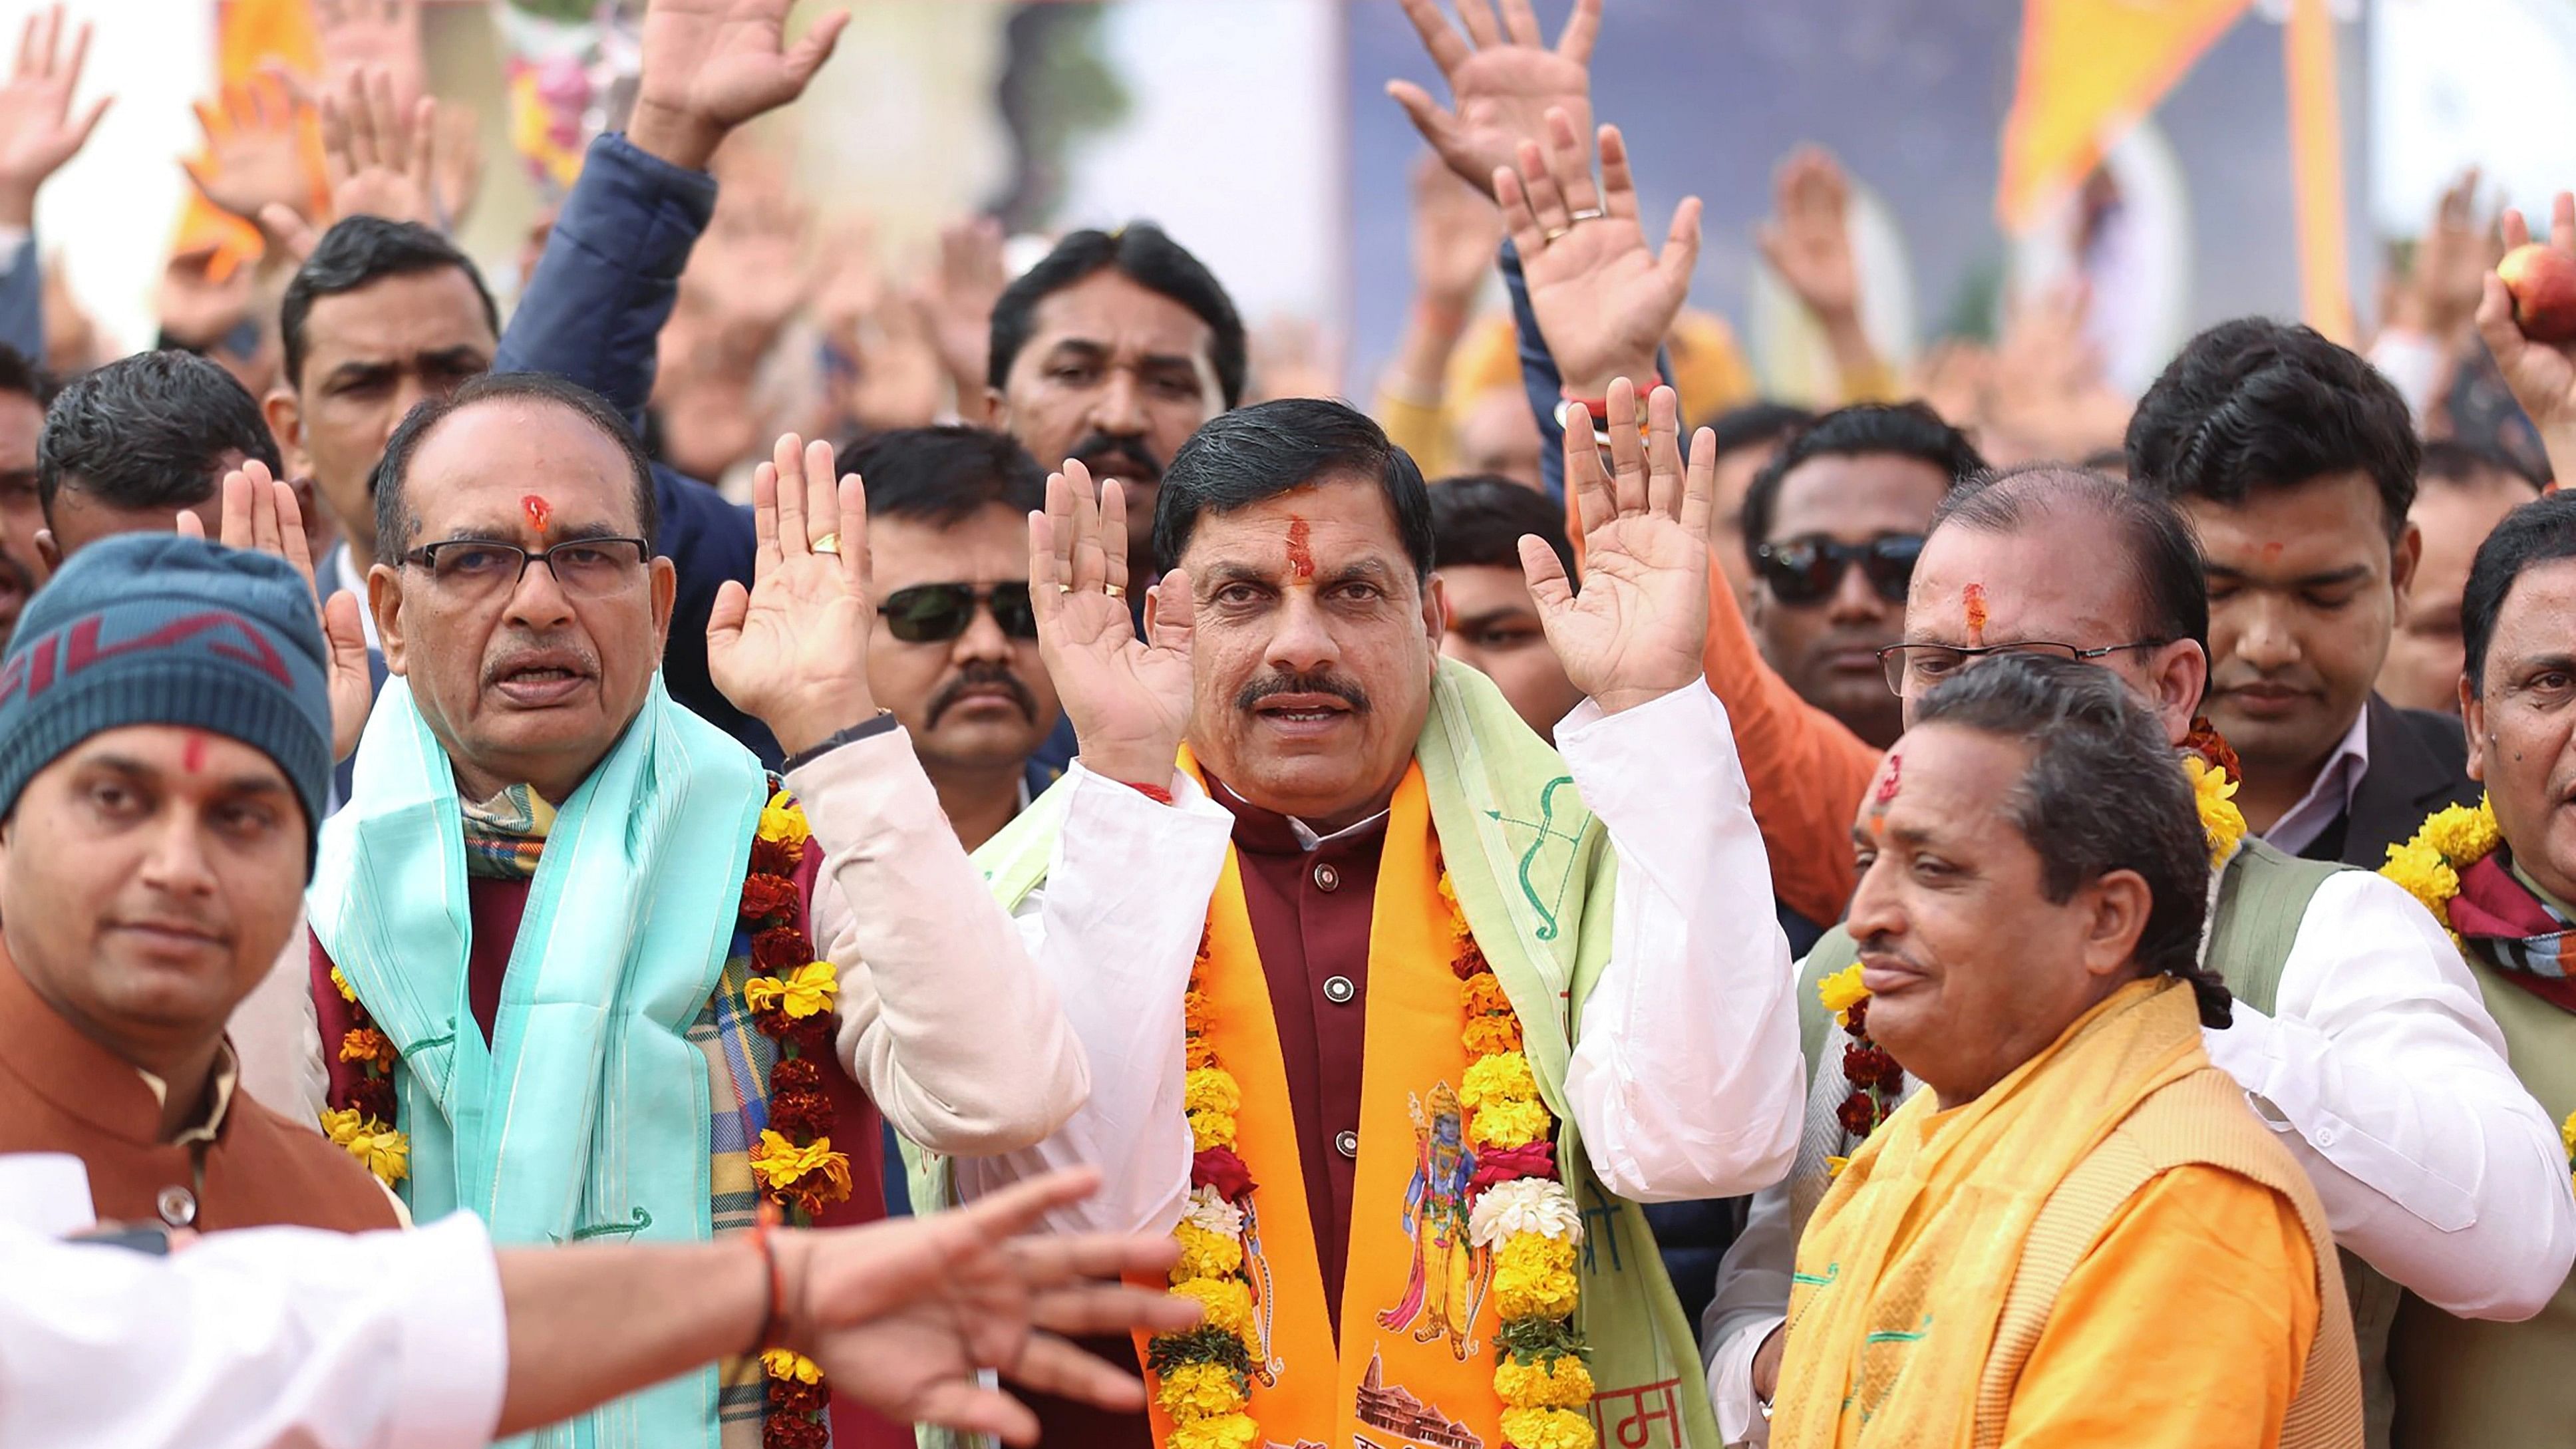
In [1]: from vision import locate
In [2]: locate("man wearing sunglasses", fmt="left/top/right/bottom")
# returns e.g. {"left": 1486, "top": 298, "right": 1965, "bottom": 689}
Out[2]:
{"left": 844, "top": 426, "right": 1062, "bottom": 852}
{"left": 1742, "top": 402, "right": 1984, "bottom": 750}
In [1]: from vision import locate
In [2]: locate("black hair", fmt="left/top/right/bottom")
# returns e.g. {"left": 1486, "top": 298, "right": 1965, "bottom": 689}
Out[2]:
{"left": 2126, "top": 317, "right": 2420, "bottom": 542}
{"left": 2079, "top": 445, "right": 2129, "bottom": 477}
{"left": 841, "top": 424, "right": 1046, "bottom": 526}
{"left": 1740, "top": 401, "right": 1986, "bottom": 565}
{"left": 0, "top": 342, "right": 54, "bottom": 408}
{"left": 987, "top": 223, "right": 1246, "bottom": 408}
{"left": 1913, "top": 651, "right": 2230, "bottom": 1027}
{"left": 1428, "top": 474, "right": 1573, "bottom": 576}
{"left": 372, "top": 373, "right": 657, "bottom": 558}
{"left": 2462, "top": 491, "right": 2576, "bottom": 694}
{"left": 1932, "top": 463, "right": 2209, "bottom": 667}
{"left": 1153, "top": 398, "right": 1432, "bottom": 577}
{"left": 281, "top": 216, "right": 499, "bottom": 387}
{"left": 1706, "top": 399, "right": 1814, "bottom": 462}
{"left": 38, "top": 350, "right": 284, "bottom": 522}
{"left": 2419, "top": 437, "right": 2544, "bottom": 496}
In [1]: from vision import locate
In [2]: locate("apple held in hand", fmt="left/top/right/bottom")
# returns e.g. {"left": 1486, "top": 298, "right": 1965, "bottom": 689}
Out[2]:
{"left": 2499, "top": 243, "right": 2576, "bottom": 343}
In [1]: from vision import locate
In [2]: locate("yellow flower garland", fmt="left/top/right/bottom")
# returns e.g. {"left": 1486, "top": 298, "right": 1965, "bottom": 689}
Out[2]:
{"left": 2378, "top": 796, "right": 2502, "bottom": 950}
{"left": 1149, "top": 932, "right": 1263, "bottom": 1449}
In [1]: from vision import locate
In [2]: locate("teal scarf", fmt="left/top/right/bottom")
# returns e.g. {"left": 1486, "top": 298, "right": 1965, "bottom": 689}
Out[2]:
{"left": 310, "top": 676, "right": 766, "bottom": 1449}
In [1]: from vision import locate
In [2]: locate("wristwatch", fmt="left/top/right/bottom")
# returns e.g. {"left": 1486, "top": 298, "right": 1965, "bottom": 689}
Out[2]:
{"left": 778, "top": 711, "right": 899, "bottom": 774}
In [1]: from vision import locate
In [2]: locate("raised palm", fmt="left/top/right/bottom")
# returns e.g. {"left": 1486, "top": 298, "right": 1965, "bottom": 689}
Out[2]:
{"left": 1759, "top": 146, "right": 1860, "bottom": 324}
{"left": 179, "top": 464, "right": 375, "bottom": 762}
{"left": 709, "top": 433, "right": 880, "bottom": 758}
{"left": 1534, "top": 380, "right": 1714, "bottom": 715}
{"left": 314, "top": 0, "right": 427, "bottom": 108}
{"left": 0, "top": 7, "right": 107, "bottom": 220}
{"left": 1498, "top": 114, "right": 1700, "bottom": 397}
{"left": 1388, "top": 0, "right": 1597, "bottom": 202}
{"left": 638, "top": 0, "right": 848, "bottom": 136}
{"left": 1031, "top": 460, "right": 1195, "bottom": 784}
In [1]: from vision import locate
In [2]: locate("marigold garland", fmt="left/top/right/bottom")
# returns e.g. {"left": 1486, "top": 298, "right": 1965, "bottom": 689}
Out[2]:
{"left": 1148, "top": 928, "right": 1265, "bottom": 1449}
{"left": 320, "top": 787, "right": 840, "bottom": 1448}
{"left": 2378, "top": 796, "right": 2503, "bottom": 951}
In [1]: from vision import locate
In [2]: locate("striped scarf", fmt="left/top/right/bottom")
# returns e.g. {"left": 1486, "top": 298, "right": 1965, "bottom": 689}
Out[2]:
{"left": 2453, "top": 851, "right": 2576, "bottom": 1013}
{"left": 460, "top": 783, "right": 554, "bottom": 880}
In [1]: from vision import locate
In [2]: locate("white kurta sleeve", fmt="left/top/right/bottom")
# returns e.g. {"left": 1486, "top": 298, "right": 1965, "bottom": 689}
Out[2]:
{"left": 803, "top": 726, "right": 1087, "bottom": 1156}
{"left": 0, "top": 1209, "right": 507, "bottom": 1449}
{"left": 1702, "top": 1182, "right": 1794, "bottom": 1446}
{"left": 952, "top": 761, "right": 1236, "bottom": 1234}
{"left": 1551, "top": 680, "right": 1806, "bottom": 1202}
{"left": 2203, "top": 868, "right": 2576, "bottom": 1319}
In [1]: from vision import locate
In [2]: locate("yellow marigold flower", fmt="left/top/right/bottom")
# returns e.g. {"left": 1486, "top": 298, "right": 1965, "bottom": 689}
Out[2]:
{"left": 318, "top": 1106, "right": 363, "bottom": 1145}
{"left": 1492, "top": 1260, "right": 1581, "bottom": 1320}
{"left": 338, "top": 1027, "right": 395, "bottom": 1070}
{"left": 761, "top": 1348, "right": 822, "bottom": 1384}
{"left": 1816, "top": 963, "right": 1868, "bottom": 1027}
{"left": 1172, "top": 1276, "right": 1256, "bottom": 1339}
{"left": 1460, "top": 1051, "right": 1541, "bottom": 1111}
{"left": 1185, "top": 1035, "right": 1221, "bottom": 1069}
{"left": 2379, "top": 841, "right": 2462, "bottom": 923}
{"left": 1438, "top": 871, "right": 1460, "bottom": 911}
{"left": 2561, "top": 1108, "right": 2575, "bottom": 1164}
{"left": 1463, "top": 1013, "right": 1524, "bottom": 1057}
{"left": 1462, "top": 971, "right": 1512, "bottom": 1017}
{"left": 744, "top": 962, "right": 839, "bottom": 1019}
{"left": 758, "top": 790, "right": 812, "bottom": 849}
{"left": 1183, "top": 990, "right": 1215, "bottom": 1036}
{"left": 1468, "top": 1096, "right": 1553, "bottom": 1151}
{"left": 749, "top": 1130, "right": 854, "bottom": 1200}
{"left": 1167, "top": 1414, "right": 1260, "bottom": 1449}
{"left": 1498, "top": 1230, "right": 1577, "bottom": 1276}
{"left": 2185, "top": 755, "right": 2247, "bottom": 867}
{"left": 2420, "top": 797, "right": 2503, "bottom": 866}
{"left": 329, "top": 965, "right": 357, "bottom": 1003}
{"left": 343, "top": 1123, "right": 408, "bottom": 1186}
{"left": 1170, "top": 1221, "right": 1244, "bottom": 1284}
{"left": 1826, "top": 1155, "right": 1851, "bottom": 1178}
{"left": 1494, "top": 1353, "right": 1595, "bottom": 1409}
{"left": 1500, "top": 1406, "right": 1599, "bottom": 1449}
{"left": 1156, "top": 1361, "right": 1249, "bottom": 1421}
{"left": 1188, "top": 1108, "right": 1237, "bottom": 1152}
{"left": 1184, "top": 1066, "right": 1241, "bottom": 1117}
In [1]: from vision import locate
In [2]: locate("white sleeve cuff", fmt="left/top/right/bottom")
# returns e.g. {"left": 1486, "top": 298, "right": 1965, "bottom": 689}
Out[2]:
{"left": 1708, "top": 1315, "right": 1782, "bottom": 1447}
{"left": 381, "top": 1213, "right": 509, "bottom": 1449}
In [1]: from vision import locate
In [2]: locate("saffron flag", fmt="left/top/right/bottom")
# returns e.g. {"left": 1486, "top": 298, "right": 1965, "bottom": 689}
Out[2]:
{"left": 1995, "top": 0, "right": 2252, "bottom": 233}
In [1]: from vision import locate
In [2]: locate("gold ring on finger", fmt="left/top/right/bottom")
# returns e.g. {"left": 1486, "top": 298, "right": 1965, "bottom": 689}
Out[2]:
{"left": 810, "top": 533, "right": 842, "bottom": 556}
{"left": 1105, "top": 584, "right": 1126, "bottom": 599}
{"left": 1543, "top": 225, "right": 1571, "bottom": 242}
{"left": 1567, "top": 207, "right": 1607, "bottom": 223}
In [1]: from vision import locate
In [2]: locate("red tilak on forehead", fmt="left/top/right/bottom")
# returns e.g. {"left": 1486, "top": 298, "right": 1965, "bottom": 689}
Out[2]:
{"left": 1873, "top": 750, "right": 1902, "bottom": 805}
{"left": 181, "top": 731, "right": 208, "bottom": 774}
{"left": 1285, "top": 516, "right": 1315, "bottom": 579}
{"left": 2261, "top": 540, "right": 2285, "bottom": 564}
{"left": 522, "top": 494, "right": 554, "bottom": 536}
{"left": 1962, "top": 583, "right": 1989, "bottom": 643}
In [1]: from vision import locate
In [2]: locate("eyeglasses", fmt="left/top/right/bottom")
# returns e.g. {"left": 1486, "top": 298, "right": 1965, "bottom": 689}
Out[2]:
{"left": 401, "top": 537, "right": 649, "bottom": 599}
{"left": 1876, "top": 639, "right": 2171, "bottom": 695}
{"left": 1752, "top": 535, "right": 1925, "bottom": 607}
{"left": 878, "top": 583, "right": 1039, "bottom": 643}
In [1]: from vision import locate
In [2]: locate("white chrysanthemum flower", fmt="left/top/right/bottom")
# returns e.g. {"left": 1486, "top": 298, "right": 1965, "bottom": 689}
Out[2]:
{"left": 1468, "top": 1177, "right": 1581, "bottom": 1249}
{"left": 1181, "top": 1184, "right": 1245, "bottom": 1240}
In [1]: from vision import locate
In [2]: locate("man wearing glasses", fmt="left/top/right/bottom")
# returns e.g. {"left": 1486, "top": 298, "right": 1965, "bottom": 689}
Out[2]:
{"left": 842, "top": 426, "right": 1062, "bottom": 853}
{"left": 1740, "top": 402, "right": 1985, "bottom": 750}
{"left": 1696, "top": 460, "right": 2565, "bottom": 1449}
{"left": 294, "top": 372, "right": 1087, "bottom": 1449}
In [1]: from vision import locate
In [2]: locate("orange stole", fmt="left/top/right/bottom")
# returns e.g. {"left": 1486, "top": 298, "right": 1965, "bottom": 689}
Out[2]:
{"left": 1140, "top": 760, "right": 1509, "bottom": 1449}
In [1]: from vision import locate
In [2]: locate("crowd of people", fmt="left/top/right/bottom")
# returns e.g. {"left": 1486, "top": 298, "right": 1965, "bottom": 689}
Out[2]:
{"left": 0, "top": 1, "right": 2573, "bottom": 1447}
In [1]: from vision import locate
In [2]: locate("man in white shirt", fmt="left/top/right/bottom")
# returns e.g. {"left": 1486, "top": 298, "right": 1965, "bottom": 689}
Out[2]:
{"left": 0, "top": 1160, "right": 1198, "bottom": 1449}
{"left": 1704, "top": 463, "right": 2575, "bottom": 1448}
{"left": 951, "top": 387, "right": 1801, "bottom": 1449}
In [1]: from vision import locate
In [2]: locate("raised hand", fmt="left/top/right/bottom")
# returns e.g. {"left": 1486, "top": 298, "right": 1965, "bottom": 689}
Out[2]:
{"left": 186, "top": 75, "right": 314, "bottom": 234}
{"left": 1495, "top": 112, "right": 1700, "bottom": 399}
{"left": 629, "top": 0, "right": 852, "bottom": 172}
{"left": 0, "top": 5, "right": 108, "bottom": 229}
{"left": 1030, "top": 460, "right": 1196, "bottom": 788}
{"left": 921, "top": 216, "right": 1007, "bottom": 413}
{"left": 1533, "top": 379, "right": 1713, "bottom": 715}
{"left": 319, "top": 66, "right": 440, "bottom": 228}
{"left": 2476, "top": 192, "right": 2576, "bottom": 486}
{"left": 313, "top": 0, "right": 427, "bottom": 112}
{"left": 178, "top": 462, "right": 375, "bottom": 762}
{"left": 709, "top": 433, "right": 880, "bottom": 758}
{"left": 1410, "top": 153, "right": 1502, "bottom": 317}
{"left": 683, "top": 160, "right": 814, "bottom": 347}
{"left": 787, "top": 1170, "right": 1201, "bottom": 1443}
{"left": 2393, "top": 166, "right": 2492, "bottom": 341}
{"left": 1758, "top": 146, "right": 1860, "bottom": 328}
{"left": 1386, "top": 0, "right": 1597, "bottom": 202}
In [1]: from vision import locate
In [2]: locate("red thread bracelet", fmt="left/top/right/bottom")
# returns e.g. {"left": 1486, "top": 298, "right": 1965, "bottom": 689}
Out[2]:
{"left": 1122, "top": 780, "right": 1175, "bottom": 804}
{"left": 748, "top": 1198, "right": 790, "bottom": 1354}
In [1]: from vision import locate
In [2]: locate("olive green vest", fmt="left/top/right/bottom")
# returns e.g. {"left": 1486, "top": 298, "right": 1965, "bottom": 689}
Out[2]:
{"left": 1794, "top": 839, "right": 2402, "bottom": 1448}
{"left": 2387, "top": 946, "right": 2576, "bottom": 1449}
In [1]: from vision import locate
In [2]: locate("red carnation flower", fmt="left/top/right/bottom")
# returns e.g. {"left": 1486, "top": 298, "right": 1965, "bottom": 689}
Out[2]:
{"left": 1836, "top": 1092, "right": 1877, "bottom": 1138}
{"left": 753, "top": 925, "right": 816, "bottom": 972}
{"left": 770, "top": 1056, "right": 823, "bottom": 1094}
{"left": 1843, "top": 997, "right": 1869, "bottom": 1034}
{"left": 738, "top": 874, "right": 800, "bottom": 926}
{"left": 769, "top": 1377, "right": 828, "bottom": 1417}
{"left": 753, "top": 1007, "right": 796, "bottom": 1041}
{"left": 785, "top": 1016, "right": 833, "bottom": 1058}
{"left": 1467, "top": 1140, "right": 1558, "bottom": 1200}
{"left": 1450, "top": 942, "right": 1490, "bottom": 981}
{"left": 763, "top": 1410, "right": 828, "bottom": 1449}
{"left": 750, "top": 834, "right": 804, "bottom": 881}
{"left": 1866, "top": 1051, "right": 1907, "bottom": 1094}
{"left": 768, "top": 1087, "right": 834, "bottom": 1142}
{"left": 1191, "top": 1147, "right": 1257, "bottom": 1200}
{"left": 347, "top": 1074, "right": 396, "bottom": 1124}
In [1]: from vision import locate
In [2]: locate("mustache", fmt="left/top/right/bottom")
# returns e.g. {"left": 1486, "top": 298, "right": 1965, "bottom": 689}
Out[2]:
{"left": 928, "top": 661, "right": 1039, "bottom": 724}
{"left": 1235, "top": 667, "right": 1371, "bottom": 715}
{"left": 482, "top": 634, "right": 601, "bottom": 686}
{"left": 1070, "top": 432, "right": 1164, "bottom": 484}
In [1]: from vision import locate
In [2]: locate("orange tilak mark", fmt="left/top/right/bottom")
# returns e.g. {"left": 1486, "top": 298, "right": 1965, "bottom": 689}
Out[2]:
{"left": 1285, "top": 516, "right": 1315, "bottom": 579}
{"left": 181, "top": 731, "right": 208, "bottom": 774}
{"left": 1962, "top": 583, "right": 1989, "bottom": 643}
{"left": 2261, "top": 540, "right": 2285, "bottom": 564}
{"left": 521, "top": 494, "right": 554, "bottom": 536}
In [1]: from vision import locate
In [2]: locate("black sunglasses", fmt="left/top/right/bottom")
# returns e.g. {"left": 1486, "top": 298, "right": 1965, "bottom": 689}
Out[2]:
{"left": 878, "top": 583, "right": 1039, "bottom": 643}
{"left": 1752, "top": 534, "right": 1925, "bottom": 607}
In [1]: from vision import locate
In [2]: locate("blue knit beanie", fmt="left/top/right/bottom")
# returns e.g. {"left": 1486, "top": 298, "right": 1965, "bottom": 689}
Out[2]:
{"left": 0, "top": 535, "right": 333, "bottom": 867}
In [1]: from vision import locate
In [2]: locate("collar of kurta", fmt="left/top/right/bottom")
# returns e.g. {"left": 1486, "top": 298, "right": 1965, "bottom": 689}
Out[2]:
{"left": 1206, "top": 772, "right": 1395, "bottom": 856}
{"left": 0, "top": 941, "right": 238, "bottom": 1148}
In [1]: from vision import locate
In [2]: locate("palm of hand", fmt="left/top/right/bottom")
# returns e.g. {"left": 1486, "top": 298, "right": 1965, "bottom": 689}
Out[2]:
{"left": 0, "top": 84, "right": 77, "bottom": 183}
{"left": 1776, "top": 229, "right": 1856, "bottom": 315}
{"left": 709, "top": 556, "right": 872, "bottom": 717}
{"left": 1045, "top": 593, "right": 1192, "bottom": 749}
{"left": 1541, "top": 513, "right": 1707, "bottom": 701}
{"left": 641, "top": 1, "right": 802, "bottom": 127}
{"left": 1446, "top": 51, "right": 1590, "bottom": 188}
{"left": 1526, "top": 224, "right": 1673, "bottom": 383}
{"left": 335, "top": 163, "right": 432, "bottom": 228}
